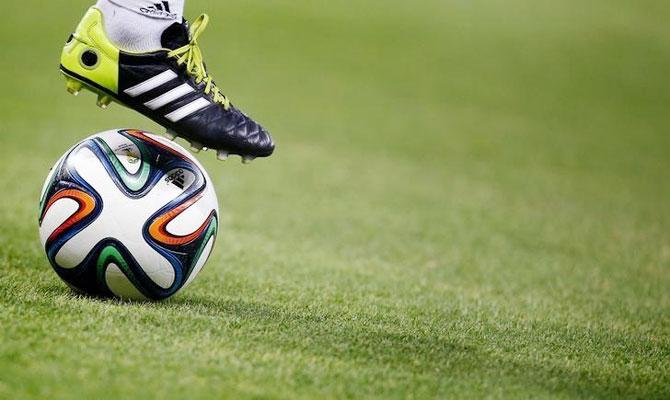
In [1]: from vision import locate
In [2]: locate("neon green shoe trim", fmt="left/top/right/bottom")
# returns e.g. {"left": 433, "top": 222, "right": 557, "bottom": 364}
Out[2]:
{"left": 60, "top": 7, "right": 119, "bottom": 94}
{"left": 167, "top": 14, "right": 231, "bottom": 109}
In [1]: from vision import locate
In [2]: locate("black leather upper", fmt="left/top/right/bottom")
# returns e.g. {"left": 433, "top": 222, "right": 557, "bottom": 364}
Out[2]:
{"left": 114, "top": 24, "right": 274, "bottom": 157}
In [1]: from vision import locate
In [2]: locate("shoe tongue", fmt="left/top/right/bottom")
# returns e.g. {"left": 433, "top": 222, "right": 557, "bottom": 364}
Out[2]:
{"left": 161, "top": 19, "right": 190, "bottom": 50}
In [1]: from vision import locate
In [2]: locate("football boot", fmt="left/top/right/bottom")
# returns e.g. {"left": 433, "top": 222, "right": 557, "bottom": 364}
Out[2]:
{"left": 60, "top": 7, "right": 275, "bottom": 162}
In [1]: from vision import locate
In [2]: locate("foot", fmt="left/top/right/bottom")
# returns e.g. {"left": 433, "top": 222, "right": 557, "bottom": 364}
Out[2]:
{"left": 60, "top": 7, "right": 275, "bottom": 162}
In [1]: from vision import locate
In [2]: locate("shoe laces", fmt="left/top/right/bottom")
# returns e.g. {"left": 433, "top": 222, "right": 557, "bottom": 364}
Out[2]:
{"left": 167, "top": 14, "right": 230, "bottom": 110}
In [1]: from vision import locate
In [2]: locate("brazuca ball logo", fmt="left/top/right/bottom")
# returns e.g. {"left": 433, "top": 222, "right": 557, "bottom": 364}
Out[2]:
{"left": 123, "top": 149, "right": 140, "bottom": 164}
{"left": 140, "top": 1, "right": 178, "bottom": 19}
{"left": 116, "top": 144, "right": 140, "bottom": 164}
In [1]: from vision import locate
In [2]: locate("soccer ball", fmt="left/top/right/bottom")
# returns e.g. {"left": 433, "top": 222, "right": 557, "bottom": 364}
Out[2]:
{"left": 38, "top": 129, "right": 219, "bottom": 300}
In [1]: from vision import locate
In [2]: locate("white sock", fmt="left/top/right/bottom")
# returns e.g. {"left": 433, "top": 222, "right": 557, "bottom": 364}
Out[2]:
{"left": 95, "top": 0, "right": 185, "bottom": 52}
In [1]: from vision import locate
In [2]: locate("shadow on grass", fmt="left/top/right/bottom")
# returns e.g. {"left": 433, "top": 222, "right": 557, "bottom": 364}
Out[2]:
{"left": 24, "top": 283, "right": 669, "bottom": 399}
{"left": 166, "top": 295, "right": 668, "bottom": 399}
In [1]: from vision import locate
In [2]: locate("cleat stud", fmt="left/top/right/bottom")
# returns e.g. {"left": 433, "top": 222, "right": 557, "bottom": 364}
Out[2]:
{"left": 241, "top": 155, "right": 256, "bottom": 164}
{"left": 190, "top": 141, "right": 203, "bottom": 153}
{"left": 165, "top": 129, "right": 178, "bottom": 140}
{"left": 216, "top": 150, "right": 229, "bottom": 161}
{"left": 65, "top": 78, "right": 83, "bottom": 96}
{"left": 96, "top": 94, "right": 112, "bottom": 109}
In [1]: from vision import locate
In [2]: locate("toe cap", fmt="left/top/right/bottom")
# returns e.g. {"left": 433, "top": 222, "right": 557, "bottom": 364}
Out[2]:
{"left": 232, "top": 117, "right": 275, "bottom": 157}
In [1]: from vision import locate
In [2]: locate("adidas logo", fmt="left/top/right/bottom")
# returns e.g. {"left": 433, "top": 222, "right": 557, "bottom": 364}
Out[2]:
{"left": 165, "top": 169, "right": 186, "bottom": 189}
{"left": 140, "top": 2, "right": 178, "bottom": 19}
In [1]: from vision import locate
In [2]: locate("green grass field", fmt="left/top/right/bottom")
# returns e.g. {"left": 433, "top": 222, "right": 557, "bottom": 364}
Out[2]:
{"left": 1, "top": 0, "right": 669, "bottom": 398}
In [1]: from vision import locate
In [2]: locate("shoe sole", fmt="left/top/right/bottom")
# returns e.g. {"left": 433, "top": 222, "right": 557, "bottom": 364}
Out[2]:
{"left": 60, "top": 67, "right": 257, "bottom": 164}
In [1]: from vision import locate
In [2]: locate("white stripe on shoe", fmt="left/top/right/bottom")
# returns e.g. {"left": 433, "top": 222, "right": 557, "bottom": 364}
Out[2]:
{"left": 143, "top": 84, "right": 194, "bottom": 110}
{"left": 124, "top": 70, "right": 178, "bottom": 97}
{"left": 164, "top": 98, "right": 210, "bottom": 122}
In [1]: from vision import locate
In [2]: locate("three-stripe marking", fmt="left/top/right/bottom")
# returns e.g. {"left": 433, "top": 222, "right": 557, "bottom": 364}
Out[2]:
{"left": 144, "top": 83, "right": 194, "bottom": 110}
{"left": 124, "top": 70, "right": 210, "bottom": 122}
{"left": 124, "top": 70, "right": 177, "bottom": 97}
{"left": 165, "top": 98, "right": 210, "bottom": 122}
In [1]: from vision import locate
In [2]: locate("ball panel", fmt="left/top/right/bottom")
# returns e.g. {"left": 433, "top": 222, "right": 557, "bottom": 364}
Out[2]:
{"left": 105, "top": 263, "right": 148, "bottom": 300}
{"left": 94, "top": 131, "right": 143, "bottom": 175}
{"left": 39, "top": 153, "right": 67, "bottom": 200}
{"left": 43, "top": 188, "right": 99, "bottom": 268}
{"left": 39, "top": 198, "right": 78, "bottom": 248}
{"left": 183, "top": 235, "right": 215, "bottom": 289}
{"left": 93, "top": 136, "right": 151, "bottom": 192}
{"left": 165, "top": 183, "right": 218, "bottom": 236}
{"left": 146, "top": 132, "right": 219, "bottom": 214}
{"left": 147, "top": 191, "right": 214, "bottom": 247}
